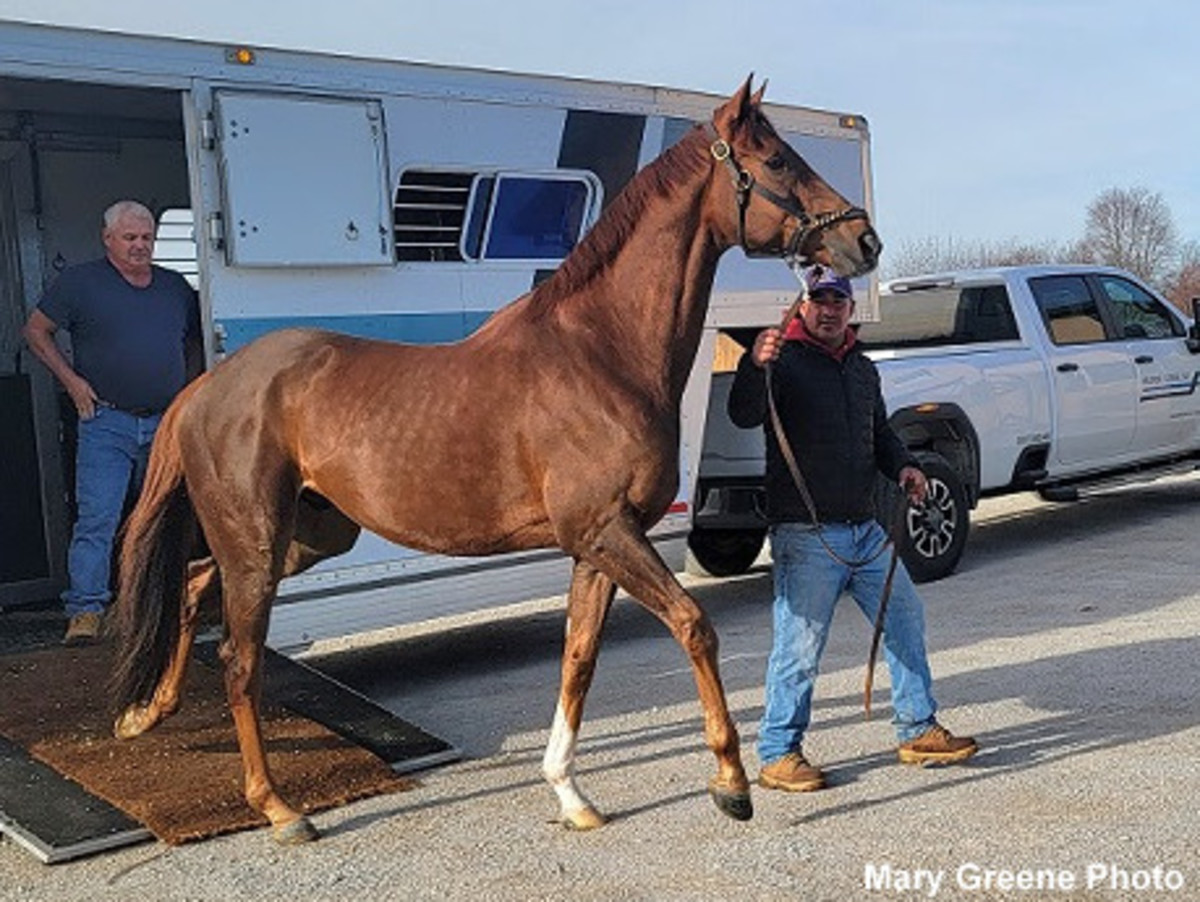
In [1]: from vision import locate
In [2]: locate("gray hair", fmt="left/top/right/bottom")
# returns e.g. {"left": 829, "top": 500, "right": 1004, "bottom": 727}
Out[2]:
{"left": 103, "top": 200, "right": 154, "bottom": 230}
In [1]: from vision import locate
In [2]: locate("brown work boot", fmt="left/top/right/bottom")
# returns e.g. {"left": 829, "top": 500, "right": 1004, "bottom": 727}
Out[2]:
{"left": 897, "top": 723, "right": 978, "bottom": 766}
{"left": 757, "top": 751, "right": 826, "bottom": 792}
{"left": 63, "top": 611, "right": 103, "bottom": 647}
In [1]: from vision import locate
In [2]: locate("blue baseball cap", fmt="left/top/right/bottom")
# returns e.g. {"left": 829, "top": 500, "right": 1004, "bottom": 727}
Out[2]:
{"left": 804, "top": 267, "right": 854, "bottom": 300}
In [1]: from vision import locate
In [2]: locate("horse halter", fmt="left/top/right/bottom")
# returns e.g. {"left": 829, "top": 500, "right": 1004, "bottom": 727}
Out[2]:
{"left": 704, "top": 122, "right": 869, "bottom": 261}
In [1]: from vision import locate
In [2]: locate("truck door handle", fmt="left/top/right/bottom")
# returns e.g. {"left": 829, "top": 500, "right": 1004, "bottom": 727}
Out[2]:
{"left": 1134, "top": 355, "right": 1154, "bottom": 364}
{"left": 1056, "top": 362, "right": 1079, "bottom": 373}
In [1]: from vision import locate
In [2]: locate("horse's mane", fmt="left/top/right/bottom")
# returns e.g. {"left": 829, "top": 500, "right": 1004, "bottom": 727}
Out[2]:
{"left": 526, "top": 125, "right": 712, "bottom": 312}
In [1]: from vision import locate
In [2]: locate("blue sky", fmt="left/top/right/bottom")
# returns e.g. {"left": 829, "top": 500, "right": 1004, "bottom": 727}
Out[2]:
{"left": 4, "top": 1, "right": 1197, "bottom": 260}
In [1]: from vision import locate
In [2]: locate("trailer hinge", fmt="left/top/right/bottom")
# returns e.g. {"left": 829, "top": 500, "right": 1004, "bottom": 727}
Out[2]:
{"left": 200, "top": 113, "right": 217, "bottom": 150}
{"left": 212, "top": 322, "right": 228, "bottom": 361}
{"left": 206, "top": 211, "right": 225, "bottom": 250}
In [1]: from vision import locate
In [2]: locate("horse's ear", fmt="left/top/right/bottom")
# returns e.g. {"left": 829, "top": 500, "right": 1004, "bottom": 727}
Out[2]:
{"left": 750, "top": 79, "right": 767, "bottom": 107}
{"left": 714, "top": 75, "right": 756, "bottom": 139}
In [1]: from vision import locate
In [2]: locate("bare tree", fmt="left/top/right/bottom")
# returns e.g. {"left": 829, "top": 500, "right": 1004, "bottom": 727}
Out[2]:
{"left": 882, "top": 186, "right": 1192, "bottom": 288}
{"left": 882, "top": 236, "right": 1083, "bottom": 280}
{"left": 1163, "top": 240, "right": 1200, "bottom": 313}
{"left": 1081, "top": 187, "right": 1178, "bottom": 285}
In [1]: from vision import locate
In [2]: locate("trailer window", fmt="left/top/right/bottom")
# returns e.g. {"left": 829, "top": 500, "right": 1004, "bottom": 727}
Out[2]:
{"left": 394, "top": 168, "right": 599, "bottom": 264}
{"left": 470, "top": 174, "right": 593, "bottom": 261}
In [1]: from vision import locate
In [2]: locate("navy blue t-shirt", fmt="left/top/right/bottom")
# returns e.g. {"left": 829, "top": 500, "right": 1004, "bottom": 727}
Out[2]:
{"left": 37, "top": 259, "right": 200, "bottom": 412}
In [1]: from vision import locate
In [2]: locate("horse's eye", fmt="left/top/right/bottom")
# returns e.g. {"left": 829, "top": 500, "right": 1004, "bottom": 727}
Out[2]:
{"left": 765, "top": 153, "right": 787, "bottom": 171}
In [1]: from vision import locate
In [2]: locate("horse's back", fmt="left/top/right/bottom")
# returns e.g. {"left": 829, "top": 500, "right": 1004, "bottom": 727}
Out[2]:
{"left": 189, "top": 325, "right": 461, "bottom": 463}
{"left": 179, "top": 328, "right": 389, "bottom": 451}
{"left": 226, "top": 326, "right": 386, "bottom": 361}
{"left": 210, "top": 327, "right": 437, "bottom": 393}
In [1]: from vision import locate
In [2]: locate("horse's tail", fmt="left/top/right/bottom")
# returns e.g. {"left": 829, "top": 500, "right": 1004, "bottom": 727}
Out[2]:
{"left": 109, "top": 387, "right": 200, "bottom": 714}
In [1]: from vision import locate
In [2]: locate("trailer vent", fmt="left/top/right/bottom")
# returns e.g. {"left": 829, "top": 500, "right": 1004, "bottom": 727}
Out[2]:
{"left": 153, "top": 209, "right": 200, "bottom": 287}
{"left": 393, "top": 170, "right": 474, "bottom": 262}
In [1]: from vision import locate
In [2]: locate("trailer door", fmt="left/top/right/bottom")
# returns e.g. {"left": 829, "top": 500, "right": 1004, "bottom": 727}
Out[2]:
{"left": 212, "top": 91, "right": 393, "bottom": 267}
{"left": 0, "top": 162, "right": 56, "bottom": 599}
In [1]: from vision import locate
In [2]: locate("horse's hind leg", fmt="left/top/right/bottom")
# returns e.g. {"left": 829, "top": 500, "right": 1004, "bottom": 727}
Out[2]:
{"left": 543, "top": 561, "right": 616, "bottom": 829}
{"left": 215, "top": 552, "right": 319, "bottom": 844}
{"left": 115, "top": 499, "right": 354, "bottom": 740}
{"left": 114, "top": 557, "right": 220, "bottom": 738}
{"left": 583, "top": 512, "right": 752, "bottom": 821}
{"left": 194, "top": 478, "right": 319, "bottom": 845}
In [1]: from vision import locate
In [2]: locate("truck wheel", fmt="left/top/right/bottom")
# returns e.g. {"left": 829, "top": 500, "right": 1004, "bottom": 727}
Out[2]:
{"left": 888, "top": 453, "right": 969, "bottom": 583}
{"left": 685, "top": 527, "right": 766, "bottom": 577}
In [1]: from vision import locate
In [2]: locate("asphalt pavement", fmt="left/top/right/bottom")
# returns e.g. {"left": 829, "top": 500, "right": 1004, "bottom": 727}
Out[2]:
{"left": 2, "top": 476, "right": 1197, "bottom": 901}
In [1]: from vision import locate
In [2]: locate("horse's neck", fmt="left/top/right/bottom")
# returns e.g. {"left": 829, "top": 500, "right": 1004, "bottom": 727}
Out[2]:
{"left": 573, "top": 184, "right": 722, "bottom": 409}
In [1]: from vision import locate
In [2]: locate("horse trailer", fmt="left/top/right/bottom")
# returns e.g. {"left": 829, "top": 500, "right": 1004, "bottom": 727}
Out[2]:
{"left": 0, "top": 19, "right": 876, "bottom": 648}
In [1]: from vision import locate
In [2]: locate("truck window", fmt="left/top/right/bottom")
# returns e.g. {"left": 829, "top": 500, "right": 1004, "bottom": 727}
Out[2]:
{"left": 1095, "top": 275, "right": 1183, "bottom": 340}
{"left": 1029, "top": 275, "right": 1106, "bottom": 345}
{"left": 857, "top": 284, "right": 1017, "bottom": 348}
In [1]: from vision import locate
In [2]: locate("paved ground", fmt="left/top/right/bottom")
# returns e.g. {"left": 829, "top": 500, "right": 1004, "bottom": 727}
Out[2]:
{"left": 2, "top": 477, "right": 1197, "bottom": 900}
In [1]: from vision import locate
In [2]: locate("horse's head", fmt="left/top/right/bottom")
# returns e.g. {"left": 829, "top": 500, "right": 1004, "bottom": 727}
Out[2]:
{"left": 707, "top": 77, "right": 881, "bottom": 278}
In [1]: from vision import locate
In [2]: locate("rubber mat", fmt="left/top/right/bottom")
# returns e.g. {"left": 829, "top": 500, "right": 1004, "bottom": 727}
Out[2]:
{"left": 0, "top": 642, "right": 458, "bottom": 860}
{"left": 0, "top": 735, "right": 150, "bottom": 863}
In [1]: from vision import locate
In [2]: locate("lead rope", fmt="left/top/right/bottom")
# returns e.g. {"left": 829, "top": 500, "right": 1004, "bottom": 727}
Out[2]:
{"left": 762, "top": 299, "right": 903, "bottom": 718}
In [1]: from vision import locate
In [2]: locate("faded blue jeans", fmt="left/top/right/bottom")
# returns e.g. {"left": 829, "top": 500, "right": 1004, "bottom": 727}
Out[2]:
{"left": 63, "top": 407, "right": 161, "bottom": 616}
{"left": 758, "top": 520, "right": 938, "bottom": 764}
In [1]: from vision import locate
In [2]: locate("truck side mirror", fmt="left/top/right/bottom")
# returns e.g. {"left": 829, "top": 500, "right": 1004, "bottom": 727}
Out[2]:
{"left": 1188, "top": 297, "right": 1200, "bottom": 353}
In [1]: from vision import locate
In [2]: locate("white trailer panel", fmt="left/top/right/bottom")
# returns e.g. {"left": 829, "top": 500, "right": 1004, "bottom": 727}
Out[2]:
{"left": 0, "top": 20, "right": 874, "bottom": 645}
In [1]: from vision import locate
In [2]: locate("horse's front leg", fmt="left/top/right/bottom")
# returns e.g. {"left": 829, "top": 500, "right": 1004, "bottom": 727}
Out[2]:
{"left": 585, "top": 512, "right": 752, "bottom": 821}
{"left": 114, "top": 558, "right": 218, "bottom": 738}
{"left": 543, "top": 561, "right": 616, "bottom": 829}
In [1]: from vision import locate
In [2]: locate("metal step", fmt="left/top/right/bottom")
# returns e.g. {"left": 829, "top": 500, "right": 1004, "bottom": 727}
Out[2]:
{"left": 1039, "top": 459, "right": 1200, "bottom": 503}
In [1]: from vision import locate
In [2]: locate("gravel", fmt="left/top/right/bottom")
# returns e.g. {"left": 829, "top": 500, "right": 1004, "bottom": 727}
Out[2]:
{"left": 2, "top": 477, "right": 1197, "bottom": 901}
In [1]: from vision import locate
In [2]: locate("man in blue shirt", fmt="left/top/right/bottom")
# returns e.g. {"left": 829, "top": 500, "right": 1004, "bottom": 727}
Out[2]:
{"left": 23, "top": 200, "right": 201, "bottom": 645}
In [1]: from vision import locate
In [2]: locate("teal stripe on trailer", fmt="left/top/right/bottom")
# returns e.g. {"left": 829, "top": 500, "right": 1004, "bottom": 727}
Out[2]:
{"left": 217, "top": 311, "right": 495, "bottom": 353}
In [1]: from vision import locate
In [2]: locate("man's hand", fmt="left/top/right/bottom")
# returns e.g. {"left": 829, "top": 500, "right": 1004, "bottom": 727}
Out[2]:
{"left": 65, "top": 374, "right": 99, "bottom": 420}
{"left": 751, "top": 327, "right": 784, "bottom": 368}
{"left": 22, "top": 308, "right": 98, "bottom": 419}
{"left": 899, "top": 466, "right": 928, "bottom": 506}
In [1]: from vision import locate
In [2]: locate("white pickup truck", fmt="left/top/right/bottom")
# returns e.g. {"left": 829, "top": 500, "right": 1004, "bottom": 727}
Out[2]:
{"left": 689, "top": 264, "right": 1200, "bottom": 582}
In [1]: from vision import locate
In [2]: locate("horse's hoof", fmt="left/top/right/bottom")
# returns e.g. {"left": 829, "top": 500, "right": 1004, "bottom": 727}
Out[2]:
{"left": 708, "top": 782, "right": 754, "bottom": 821}
{"left": 562, "top": 805, "right": 608, "bottom": 831}
{"left": 113, "top": 706, "right": 153, "bottom": 740}
{"left": 272, "top": 816, "right": 320, "bottom": 845}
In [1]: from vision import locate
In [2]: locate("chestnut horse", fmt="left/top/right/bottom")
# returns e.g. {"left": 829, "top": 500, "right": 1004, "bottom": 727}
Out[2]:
{"left": 110, "top": 78, "right": 880, "bottom": 843}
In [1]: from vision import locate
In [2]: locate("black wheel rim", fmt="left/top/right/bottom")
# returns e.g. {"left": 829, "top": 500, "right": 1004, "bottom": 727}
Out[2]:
{"left": 906, "top": 477, "right": 957, "bottom": 560}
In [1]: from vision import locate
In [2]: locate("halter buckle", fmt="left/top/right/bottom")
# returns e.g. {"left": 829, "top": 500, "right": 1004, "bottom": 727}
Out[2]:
{"left": 710, "top": 139, "right": 731, "bottom": 162}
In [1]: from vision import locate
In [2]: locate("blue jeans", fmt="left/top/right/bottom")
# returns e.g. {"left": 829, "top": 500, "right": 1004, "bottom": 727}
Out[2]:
{"left": 758, "top": 520, "right": 938, "bottom": 763}
{"left": 63, "top": 408, "right": 161, "bottom": 616}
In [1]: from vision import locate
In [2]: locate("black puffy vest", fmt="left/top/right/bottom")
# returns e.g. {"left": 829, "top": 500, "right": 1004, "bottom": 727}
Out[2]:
{"left": 727, "top": 340, "right": 915, "bottom": 524}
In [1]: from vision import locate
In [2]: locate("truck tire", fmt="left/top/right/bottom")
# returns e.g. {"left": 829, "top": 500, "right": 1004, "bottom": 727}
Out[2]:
{"left": 685, "top": 527, "right": 767, "bottom": 577}
{"left": 880, "top": 452, "right": 969, "bottom": 583}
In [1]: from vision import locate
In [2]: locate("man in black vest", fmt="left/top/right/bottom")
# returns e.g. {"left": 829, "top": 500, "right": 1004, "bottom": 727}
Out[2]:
{"left": 728, "top": 266, "right": 976, "bottom": 792}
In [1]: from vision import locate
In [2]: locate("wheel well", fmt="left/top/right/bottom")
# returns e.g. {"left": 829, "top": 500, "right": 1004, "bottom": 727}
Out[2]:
{"left": 889, "top": 404, "right": 980, "bottom": 506}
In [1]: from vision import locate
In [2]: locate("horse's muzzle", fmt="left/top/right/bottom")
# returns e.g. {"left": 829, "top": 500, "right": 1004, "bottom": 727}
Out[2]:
{"left": 859, "top": 227, "right": 883, "bottom": 270}
{"left": 837, "top": 225, "right": 884, "bottom": 278}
